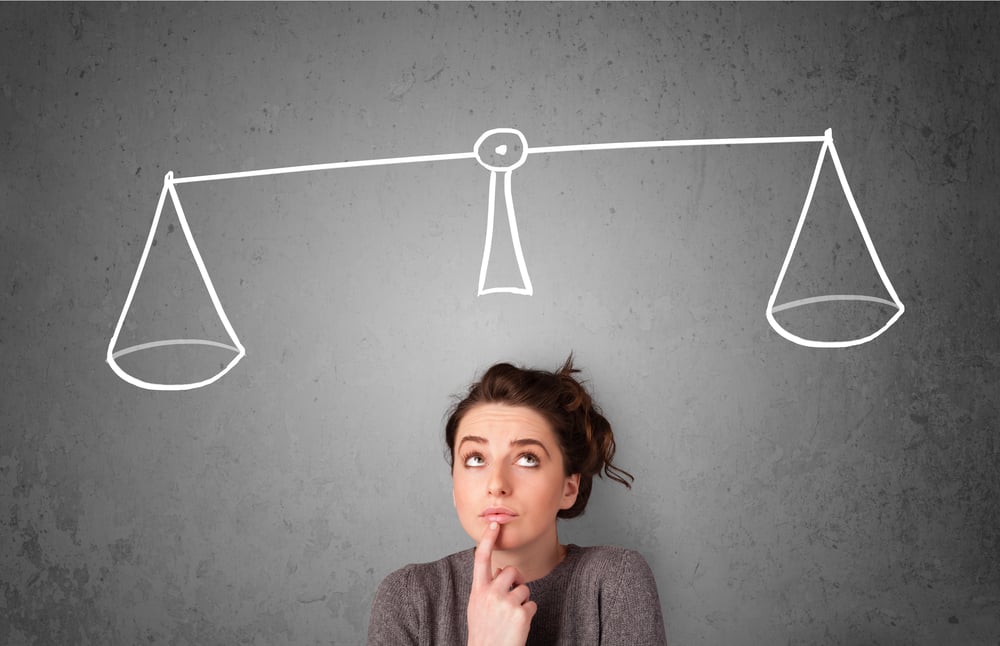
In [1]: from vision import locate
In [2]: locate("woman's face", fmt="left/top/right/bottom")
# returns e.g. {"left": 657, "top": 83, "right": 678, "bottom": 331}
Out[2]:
{"left": 452, "top": 403, "right": 580, "bottom": 552}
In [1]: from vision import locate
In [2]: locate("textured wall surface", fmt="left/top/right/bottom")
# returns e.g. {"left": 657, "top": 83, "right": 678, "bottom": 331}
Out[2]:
{"left": 2, "top": 3, "right": 998, "bottom": 644}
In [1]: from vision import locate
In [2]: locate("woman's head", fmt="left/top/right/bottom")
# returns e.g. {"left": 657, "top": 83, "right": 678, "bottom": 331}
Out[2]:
{"left": 446, "top": 355, "right": 633, "bottom": 521}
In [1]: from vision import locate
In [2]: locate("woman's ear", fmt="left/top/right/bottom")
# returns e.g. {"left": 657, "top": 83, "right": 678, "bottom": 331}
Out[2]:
{"left": 560, "top": 473, "right": 581, "bottom": 510}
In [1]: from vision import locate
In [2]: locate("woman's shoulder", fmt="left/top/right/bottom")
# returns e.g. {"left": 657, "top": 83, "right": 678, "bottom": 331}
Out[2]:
{"left": 571, "top": 544, "right": 653, "bottom": 569}
{"left": 561, "top": 544, "right": 658, "bottom": 590}
{"left": 568, "top": 546, "right": 667, "bottom": 644}
{"left": 374, "top": 548, "right": 475, "bottom": 599}
{"left": 368, "top": 549, "right": 475, "bottom": 644}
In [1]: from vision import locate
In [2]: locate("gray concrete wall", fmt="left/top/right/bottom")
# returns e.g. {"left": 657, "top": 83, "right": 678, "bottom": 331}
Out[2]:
{"left": 2, "top": 2, "right": 998, "bottom": 644}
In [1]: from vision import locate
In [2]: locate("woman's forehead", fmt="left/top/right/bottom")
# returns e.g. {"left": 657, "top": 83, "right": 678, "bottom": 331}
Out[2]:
{"left": 457, "top": 403, "right": 554, "bottom": 439}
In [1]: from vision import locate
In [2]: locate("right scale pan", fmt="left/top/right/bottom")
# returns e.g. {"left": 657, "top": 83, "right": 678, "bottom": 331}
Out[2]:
{"left": 767, "top": 130, "right": 905, "bottom": 347}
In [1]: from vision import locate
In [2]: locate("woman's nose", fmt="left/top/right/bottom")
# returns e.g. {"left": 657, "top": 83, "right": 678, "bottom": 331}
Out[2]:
{"left": 487, "top": 466, "right": 510, "bottom": 496}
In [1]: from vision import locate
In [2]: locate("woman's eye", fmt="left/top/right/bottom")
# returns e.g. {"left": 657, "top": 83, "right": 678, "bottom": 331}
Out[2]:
{"left": 516, "top": 453, "right": 539, "bottom": 467}
{"left": 464, "top": 454, "right": 486, "bottom": 467}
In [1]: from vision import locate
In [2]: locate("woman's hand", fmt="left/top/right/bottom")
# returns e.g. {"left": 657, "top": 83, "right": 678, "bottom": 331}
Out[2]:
{"left": 467, "top": 522, "right": 536, "bottom": 646}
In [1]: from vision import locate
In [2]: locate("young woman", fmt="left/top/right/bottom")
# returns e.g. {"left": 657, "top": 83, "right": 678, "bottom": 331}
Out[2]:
{"left": 368, "top": 356, "right": 667, "bottom": 645}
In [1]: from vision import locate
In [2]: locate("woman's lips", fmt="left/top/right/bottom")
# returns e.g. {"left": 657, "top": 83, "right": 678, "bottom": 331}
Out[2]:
{"left": 481, "top": 508, "right": 517, "bottom": 524}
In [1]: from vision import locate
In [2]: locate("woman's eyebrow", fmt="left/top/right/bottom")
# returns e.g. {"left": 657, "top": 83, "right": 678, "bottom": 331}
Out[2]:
{"left": 457, "top": 435, "right": 552, "bottom": 458}
{"left": 458, "top": 435, "right": 489, "bottom": 448}
{"left": 510, "top": 438, "right": 551, "bottom": 457}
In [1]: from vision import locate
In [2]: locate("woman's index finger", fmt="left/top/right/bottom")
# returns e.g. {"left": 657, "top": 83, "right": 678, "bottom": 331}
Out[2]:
{"left": 472, "top": 521, "right": 499, "bottom": 587}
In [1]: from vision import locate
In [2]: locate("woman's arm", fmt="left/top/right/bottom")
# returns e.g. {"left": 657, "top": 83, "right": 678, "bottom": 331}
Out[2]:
{"left": 600, "top": 549, "right": 668, "bottom": 646}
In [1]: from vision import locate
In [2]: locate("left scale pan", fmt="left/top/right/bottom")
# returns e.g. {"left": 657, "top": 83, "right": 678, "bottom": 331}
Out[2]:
{"left": 107, "top": 172, "right": 246, "bottom": 391}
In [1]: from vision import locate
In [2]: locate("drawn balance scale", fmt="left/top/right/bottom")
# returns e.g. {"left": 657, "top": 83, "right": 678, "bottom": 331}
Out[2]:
{"left": 107, "top": 127, "right": 905, "bottom": 391}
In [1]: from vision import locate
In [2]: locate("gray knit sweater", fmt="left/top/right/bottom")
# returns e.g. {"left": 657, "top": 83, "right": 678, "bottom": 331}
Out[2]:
{"left": 367, "top": 544, "right": 668, "bottom": 645}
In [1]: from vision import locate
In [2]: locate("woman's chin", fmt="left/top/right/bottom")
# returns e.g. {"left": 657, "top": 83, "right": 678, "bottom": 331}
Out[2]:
{"left": 493, "top": 536, "right": 519, "bottom": 551}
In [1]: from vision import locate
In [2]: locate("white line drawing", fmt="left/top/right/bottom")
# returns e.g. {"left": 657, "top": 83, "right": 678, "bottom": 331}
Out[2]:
{"left": 106, "top": 172, "right": 246, "bottom": 391}
{"left": 107, "top": 126, "right": 905, "bottom": 390}
{"left": 765, "top": 129, "right": 905, "bottom": 348}
{"left": 474, "top": 128, "right": 532, "bottom": 296}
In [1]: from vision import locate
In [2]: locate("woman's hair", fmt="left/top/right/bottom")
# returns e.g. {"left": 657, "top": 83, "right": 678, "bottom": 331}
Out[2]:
{"left": 445, "top": 354, "right": 633, "bottom": 519}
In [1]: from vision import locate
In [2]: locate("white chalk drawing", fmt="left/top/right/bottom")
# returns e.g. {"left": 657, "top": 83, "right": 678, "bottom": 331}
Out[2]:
{"left": 765, "top": 129, "right": 905, "bottom": 348}
{"left": 106, "top": 173, "right": 247, "bottom": 391}
{"left": 474, "top": 128, "right": 532, "bottom": 295}
{"left": 108, "top": 127, "right": 905, "bottom": 389}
